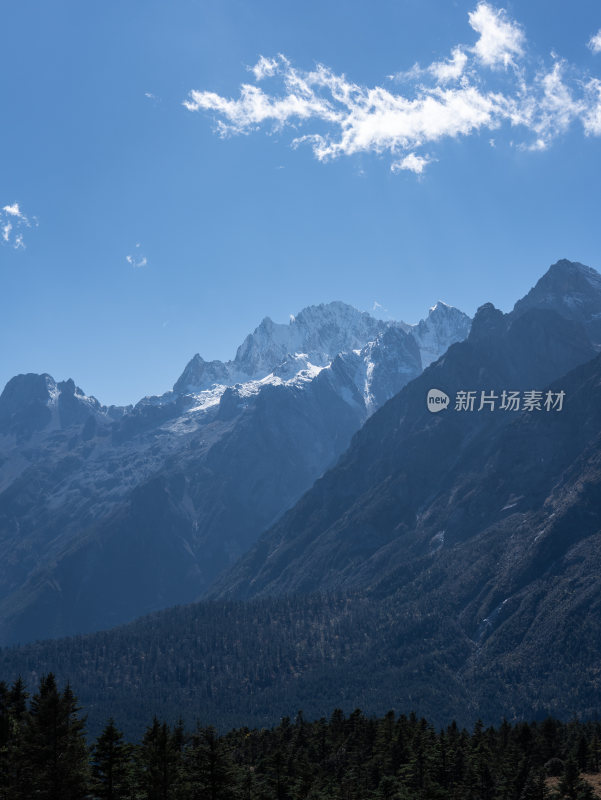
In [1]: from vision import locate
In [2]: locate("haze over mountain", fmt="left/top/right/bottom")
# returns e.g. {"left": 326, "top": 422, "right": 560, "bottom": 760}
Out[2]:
{"left": 0, "top": 299, "right": 469, "bottom": 645}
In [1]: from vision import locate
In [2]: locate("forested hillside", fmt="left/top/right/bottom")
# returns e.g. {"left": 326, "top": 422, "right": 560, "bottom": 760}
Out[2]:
{"left": 2, "top": 674, "right": 600, "bottom": 799}
{"left": 1, "top": 587, "right": 600, "bottom": 746}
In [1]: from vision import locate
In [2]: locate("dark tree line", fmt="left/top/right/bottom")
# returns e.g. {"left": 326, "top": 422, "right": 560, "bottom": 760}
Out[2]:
{"left": 1, "top": 674, "right": 600, "bottom": 799}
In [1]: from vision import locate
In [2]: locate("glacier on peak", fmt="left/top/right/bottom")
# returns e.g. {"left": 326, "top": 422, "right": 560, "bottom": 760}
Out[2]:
{"left": 173, "top": 299, "right": 472, "bottom": 397}
{"left": 233, "top": 301, "right": 390, "bottom": 379}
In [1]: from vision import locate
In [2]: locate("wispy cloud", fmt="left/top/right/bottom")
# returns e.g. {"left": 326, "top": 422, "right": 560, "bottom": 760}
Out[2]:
{"left": 589, "top": 30, "right": 601, "bottom": 55}
{"left": 184, "top": 3, "right": 601, "bottom": 174}
{"left": 0, "top": 202, "right": 37, "bottom": 250}
{"left": 126, "top": 242, "right": 148, "bottom": 268}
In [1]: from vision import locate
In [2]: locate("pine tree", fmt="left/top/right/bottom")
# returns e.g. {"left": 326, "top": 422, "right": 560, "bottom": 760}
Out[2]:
{"left": 136, "top": 717, "right": 180, "bottom": 800}
{"left": 560, "top": 755, "right": 582, "bottom": 800}
{"left": 575, "top": 734, "right": 589, "bottom": 772}
{"left": 0, "top": 682, "right": 10, "bottom": 800}
{"left": 375, "top": 774, "right": 403, "bottom": 800}
{"left": 180, "top": 725, "right": 238, "bottom": 800}
{"left": 18, "top": 674, "right": 89, "bottom": 800}
{"left": 588, "top": 730, "right": 601, "bottom": 773}
{"left": 92, "top": 717, "right": 133, "bottom": 799}
{"left": 0, "top": 677, "right": 30, "bottom": 800}
{"left": 519, "top": 768, "right": 548, "bottom": 800}
{"left": 7, "top": 677, "right": 28, "bottom": 719}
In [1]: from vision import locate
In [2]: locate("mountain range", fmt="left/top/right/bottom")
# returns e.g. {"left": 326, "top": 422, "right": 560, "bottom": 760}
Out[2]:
{"left": 0, "top": 298, "right": 470, "bottom": 644}
{"left": 1, "top": 259, "right": 601, "bottom": 739}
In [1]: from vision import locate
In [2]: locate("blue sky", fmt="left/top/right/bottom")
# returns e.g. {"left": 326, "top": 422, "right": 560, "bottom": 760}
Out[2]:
{"left": 2, "top": 0, "right": 601, "bottom": 405}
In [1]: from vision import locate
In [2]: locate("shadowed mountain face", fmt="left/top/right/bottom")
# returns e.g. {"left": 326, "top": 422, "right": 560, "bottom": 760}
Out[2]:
{"left": 212, "top": 289, "right": 598, "bottom": 600}
{"left": 0, "top": 375, "right": 121, "bottom": 442}
{"left": 0, "top": 300, "right": 467, "bottom": 645}
{"left": 513, "top": 258, "right": 601, "bottom": 346}
{"left": 204, "top": 262, "right": 601, "bottom": 720}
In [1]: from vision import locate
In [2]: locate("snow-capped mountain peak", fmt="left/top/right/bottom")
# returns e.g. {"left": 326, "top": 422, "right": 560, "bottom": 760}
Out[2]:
{"left": 174, "top": 301, "right": 393, "bottom": 396}
{"left": 233, "top": 301, "right": 390, "bottom": 379}
{"left": 172, "top": 298, "right": 474, "bottom": 398}
{"left": 173, "top": 355, "right": 235, "bottom": 395}
{"left": 411, "top": 302, "right": 472, "bottom": 368}
{"left": 428, "top": 300, "right": 452, "bottom": 313}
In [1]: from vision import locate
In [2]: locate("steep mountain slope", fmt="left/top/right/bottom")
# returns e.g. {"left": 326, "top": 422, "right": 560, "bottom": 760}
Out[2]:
{"left": 211, "top": 272, "right": 598, "bottom": 599}
{"left": 513, "top": 258, "right": 601, "bottom": 345}
{"left": 0, "top": 299, "right": 466, "bottom": 645}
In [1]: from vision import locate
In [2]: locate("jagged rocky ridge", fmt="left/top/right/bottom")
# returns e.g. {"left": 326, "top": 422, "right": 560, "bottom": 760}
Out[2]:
{"left": 0, "top": 300, "right": 469, "bottom": 645}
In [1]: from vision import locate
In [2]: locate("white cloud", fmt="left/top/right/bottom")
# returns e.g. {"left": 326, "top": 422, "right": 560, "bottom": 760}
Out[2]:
{"left": 3, "top": 202, "right": 24, "bottom": 218}
{"left": 184, "top": 3, "right": 601, "bottom": 175}
{"left": 589, "top": 30, "right": 601, "bottom": 55}
{"left": 429, "top": 48, "right": 469, "bottom": 83}
{"left": 184, "top": 77, "right": 340, "bottom": 135}
{"left": 0, "top": 202, "right": 36, "bottom": 250}
{"left": 510, "top": 61, "right": 587, "bottom": 149}
{"left": 391, "top": 48, "right": 468, "bottom": 85}
{"left": 391, "top": 153, "right": 433, "bottom": 174}
{"left": 251, "top": 55, "right": 282, "bottom": 81}
{"left": 536, "top": 62, "right": 584, "bottom": 137}
{"left": 582, "top": 78, "right": 601, "bottom": 135}
{"left": 188, "top": 64, "right": 508, "bottom": 164}
{"left": 468, "top": 2, "right": 525, "bottom": 68}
